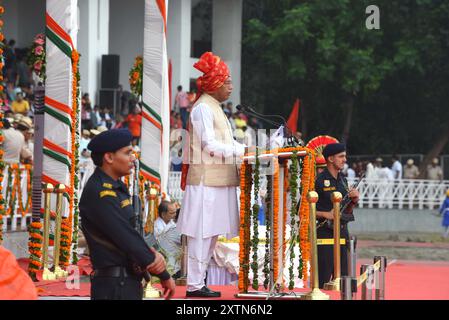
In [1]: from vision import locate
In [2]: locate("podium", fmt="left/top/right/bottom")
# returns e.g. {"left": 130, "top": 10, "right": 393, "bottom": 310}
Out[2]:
{"left": 235, "top": 146, "right": 328, "bottom": 299}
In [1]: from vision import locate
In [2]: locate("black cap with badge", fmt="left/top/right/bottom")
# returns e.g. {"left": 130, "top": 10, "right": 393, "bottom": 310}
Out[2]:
{"left": 87, "top": 129, "right": 133, "bottom": 154}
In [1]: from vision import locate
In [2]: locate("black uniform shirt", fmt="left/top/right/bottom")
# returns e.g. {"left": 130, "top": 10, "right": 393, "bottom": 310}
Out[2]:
{"left": 315, "top": 167, "right": 351, "bottom": 223}
{"left": 79, "top": 167, "right": 170, "bottom": 280}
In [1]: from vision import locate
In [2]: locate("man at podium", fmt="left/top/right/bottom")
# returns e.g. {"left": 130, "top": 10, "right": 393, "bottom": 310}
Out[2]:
{"left": 177, "top": 52, "right": 246, "bottom": 298}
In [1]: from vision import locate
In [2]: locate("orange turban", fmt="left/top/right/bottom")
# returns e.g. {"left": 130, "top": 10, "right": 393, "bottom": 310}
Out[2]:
{"left": 0, "top": 246, "right": 38, "bottom": 300}
{"left": 194, "top": 52, "right": 229, "bottom": 98}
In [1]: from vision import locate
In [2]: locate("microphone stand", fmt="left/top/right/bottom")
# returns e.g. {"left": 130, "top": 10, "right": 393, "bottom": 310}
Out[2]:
{"left": 236, "top": 105, "right": 299, "bottom": 147}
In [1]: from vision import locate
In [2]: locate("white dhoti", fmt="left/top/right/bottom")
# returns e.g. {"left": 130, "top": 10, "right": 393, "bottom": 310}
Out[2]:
{"left": 177, "top": 183, "right": 240, "bottom": 291}
{"left": 186, "top": 236, "right": 218, "bottom": 291}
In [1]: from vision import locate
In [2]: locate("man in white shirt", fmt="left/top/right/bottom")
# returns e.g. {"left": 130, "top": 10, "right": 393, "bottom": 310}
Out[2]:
{"left": 2, "top": 119, "right": 25, "bottom": 163}
{"left": 177, "top": 52, "right": 246, "bottom": 298}
{"left": 154, "top": 201, "right": 181, "bottom": 278}
{"left": 391, "top": 155, "right": 402, "bottom": 179}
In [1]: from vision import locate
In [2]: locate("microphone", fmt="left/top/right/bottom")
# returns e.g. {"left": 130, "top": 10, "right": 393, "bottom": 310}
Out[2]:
{"left": 245, "top": 105, "right": 288, "bottom": 127}
{"left": 236, "top": 105, "right": 299, "bottom": 146}
{"left": 236, "top": 105, "right": 281, "bottom": 128}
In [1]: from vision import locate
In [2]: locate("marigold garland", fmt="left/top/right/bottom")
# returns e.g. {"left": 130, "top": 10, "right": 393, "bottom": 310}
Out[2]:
{"left": 0, "top": 17, "right": 5, "bottom": 241}
{"left": 129, "top": 55, "right": 143, "bottom": 97}
{"left": 251, "top": 147, "right": 260, "bottom": 290}
{"left": 239, "top": 145, "right": 316, "bottom": 290}
{"left": 263, "top": 173, "right": 271, "bottom": 289}
{"left": 282, "top": 162, "right": 288, "bottom": 288}
{"left": 0, "top": 114, "right": 4, "bottom": 243}
{"left": 272, "top": 156, "right": 280, "bottom": 284}
{"left": 238, "top": 161, "right": 249, "bottom": 292}
{"left": 28, "top": 222, "right": 43, "bottom": 281}
{"left": 62, "top": 49, "right": 81, "bottom": 267}
{"left": 288, "top": 150, "right": 299, "bottom": 289}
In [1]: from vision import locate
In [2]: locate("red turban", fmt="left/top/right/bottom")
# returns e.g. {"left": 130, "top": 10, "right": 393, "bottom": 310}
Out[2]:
{"left": 194, "top": 52, "right": 229, "bottom": 98}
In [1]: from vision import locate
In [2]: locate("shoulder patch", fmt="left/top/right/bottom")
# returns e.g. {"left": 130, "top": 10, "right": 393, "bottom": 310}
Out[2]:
{"left": 102, "top": 183, "right": 113, "bottom": 189}
{"left": 121, "top": 199, "right": 132, "bottom": 208}
{"left": 99, "top": 190, "right": 117, "bottom": 198}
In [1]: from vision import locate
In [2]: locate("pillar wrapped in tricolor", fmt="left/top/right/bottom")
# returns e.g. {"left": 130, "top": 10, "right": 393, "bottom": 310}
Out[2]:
{"left": 43, "top": 0, "right": 79, "bottom": 266}
{"left": 140, "top": 0, "right": 170, "bottom": 193}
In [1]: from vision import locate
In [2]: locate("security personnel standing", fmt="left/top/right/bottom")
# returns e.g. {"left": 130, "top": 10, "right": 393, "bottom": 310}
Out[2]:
{"left": 79, "top": 129, "right": 175, "bottom": 300}
{"left": 315, "top": 143, "right": 359, "bottom": 288}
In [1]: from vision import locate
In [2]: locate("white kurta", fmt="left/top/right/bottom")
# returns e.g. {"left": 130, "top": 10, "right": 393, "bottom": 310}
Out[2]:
{"left": 177, "top": 102, "right": 246, "bottom": 240}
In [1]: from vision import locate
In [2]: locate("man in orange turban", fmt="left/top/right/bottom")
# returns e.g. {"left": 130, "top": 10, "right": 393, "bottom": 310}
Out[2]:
{"left": 177, "top": 52, "right": 246, "bottom": 298}
{"left": 0, "top": 246, "right": 38, "bottom": 300}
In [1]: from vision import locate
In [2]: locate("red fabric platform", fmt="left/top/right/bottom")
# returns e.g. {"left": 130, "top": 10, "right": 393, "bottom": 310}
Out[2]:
{"left": 22, "top": 258, "right": 449, "bottom": 300}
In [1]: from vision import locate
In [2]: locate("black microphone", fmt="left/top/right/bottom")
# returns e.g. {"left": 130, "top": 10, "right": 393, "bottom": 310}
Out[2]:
{"left": 236, "top": 105, "right": 281, "bottom": 127}
{"left": 245, "top": 105, "right": 288, "bottom": 127}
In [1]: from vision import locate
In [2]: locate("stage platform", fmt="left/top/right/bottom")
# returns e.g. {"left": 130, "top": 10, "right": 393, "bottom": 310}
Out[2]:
{"left": 23, "top": 258, "right": 449, "bottom": 300}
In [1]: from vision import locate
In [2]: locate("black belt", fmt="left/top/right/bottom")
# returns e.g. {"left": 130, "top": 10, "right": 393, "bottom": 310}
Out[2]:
{"left": 92, "top": 266, "right": 134, "bottom": 278}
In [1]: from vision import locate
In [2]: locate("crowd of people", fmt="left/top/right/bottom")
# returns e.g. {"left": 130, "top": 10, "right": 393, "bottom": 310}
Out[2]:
{"left": 342, "top": 156, "right": 445, "bottom": 181}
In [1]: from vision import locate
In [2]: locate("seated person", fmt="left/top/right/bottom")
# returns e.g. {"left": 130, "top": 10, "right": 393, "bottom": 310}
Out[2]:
{"left": 155, "top": 200, "right": 182, "bottom": 278}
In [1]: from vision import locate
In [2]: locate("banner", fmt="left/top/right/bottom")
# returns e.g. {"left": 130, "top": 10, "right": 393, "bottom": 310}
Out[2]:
{"left": 140, "top": 0, "right": 170, "bottom": 193}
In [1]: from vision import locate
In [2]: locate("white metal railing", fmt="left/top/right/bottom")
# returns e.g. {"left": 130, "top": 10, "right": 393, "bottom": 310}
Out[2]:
{"left": 3, "top": 171, "right": 447, "bottom": 234}
{"left": 168, "top": 173, "right": 449, "bottom": 210}
{"left": 355, "top": 178, "right": 448, "bottom": 210}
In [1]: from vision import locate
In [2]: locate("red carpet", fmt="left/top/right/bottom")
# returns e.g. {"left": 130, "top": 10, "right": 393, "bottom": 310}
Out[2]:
{"left": 23, "top": 258, "right": 449, "bottom": 300}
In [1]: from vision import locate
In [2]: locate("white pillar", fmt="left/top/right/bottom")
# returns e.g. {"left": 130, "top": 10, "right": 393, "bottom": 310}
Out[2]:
{"left": 212, "top": 0, "right": 242, "bottom": 107}
{"left": 78, "top": 0, "right": 109, "bottom": 104}
{"left": 167, "top": 0, "right": 191, "bottom": 107}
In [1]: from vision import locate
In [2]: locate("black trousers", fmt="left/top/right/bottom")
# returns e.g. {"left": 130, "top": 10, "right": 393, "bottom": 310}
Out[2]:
{"left": 90, "top": 275, "right": 143, "bottom": 300}
{"left": 317, "top": 225, "right": 349, "bottom": 289}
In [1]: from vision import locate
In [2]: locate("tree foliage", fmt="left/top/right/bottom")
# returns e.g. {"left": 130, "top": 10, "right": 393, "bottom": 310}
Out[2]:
{"left": 241, "top": 0, "right": 449, "bottom": 154}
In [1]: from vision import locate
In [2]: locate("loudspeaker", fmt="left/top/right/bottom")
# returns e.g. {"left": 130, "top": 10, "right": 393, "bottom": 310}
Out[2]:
{"left": 99, "top": 89, "right": 120, "bottom": 110}
{"left": 101, "top": 54, "right": 120, "bottom": 89}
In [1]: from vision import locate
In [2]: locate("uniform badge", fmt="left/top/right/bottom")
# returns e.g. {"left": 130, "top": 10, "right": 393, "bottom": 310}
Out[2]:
{"left": 102, "top": 183, "right": 113, "bottom": 189}
{"left": 100, "top": 190, "right": 117, "bottom": 198}
{"left": 324, "top": 180, "right": 330, "bottom": 187}
{"left": 121, "top": 199, "right": 131, "bottom": 208}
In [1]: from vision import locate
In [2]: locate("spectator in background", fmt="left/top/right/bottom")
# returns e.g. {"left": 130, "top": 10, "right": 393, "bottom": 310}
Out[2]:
{"left": 113, "top": 114, "right": 125, "bottom": 129}
{"left": 427, "top": 157, "right": 443, "bottom": 181}
{"left": 374, "top": 157, "right": 394, "bottom": 180}
{"left": 104, "top": 106, "right": 115, "bottom": 129}
{"left": 365, "top": 159, "right": 375, "bottom": 180}
{"left": 92, "top": 105, "right": 101, "bottom": 128}
{"left": 79, "top": 129, "right": 91, "bottom": 153}
{"left": 81, "top": 104, "right": 93, "bottom": 130}
{"left": 125, "top": 105, "right": 142, "bottom": 143}
{"left": 16, "top": 117, "right": 33, "bottom": 163}
{"left": 1, "top": 118, "right": 25, "bottom": 163}
{"left": 439, "top": 190, "right": 449, "bottom": 238}
{"left": 347, "top": 163, "right": 357, "bottom": 180}
{"left": 391, "top": 154, "right": 402, "bottom": 179}
{"left": 16, "top": 55, "right": 32, "bottom": 88}
{"left": 155, "top": 201, "right": 182, "bottom": 278}
{"left": 174, "top": 85, "right": 190, "bottom": 129}
{"left": 11, "top": 92, "right": 30, "bottom": 115}
{"left": 82, "top": 93, "right": 91, "bottom": 107}
{"left": 4, "top": 39, "right": 17, "bottom": 84}
{"left": 403, "top": 159, "right": 420, "bottom": 179}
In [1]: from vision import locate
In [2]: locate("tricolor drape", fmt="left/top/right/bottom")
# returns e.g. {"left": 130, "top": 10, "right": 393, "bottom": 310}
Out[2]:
{"left": 43, "top": 0, "right": 78, "bottom": 252}
{"left": 140, "top": 0, "right": 170, "bottom": 192}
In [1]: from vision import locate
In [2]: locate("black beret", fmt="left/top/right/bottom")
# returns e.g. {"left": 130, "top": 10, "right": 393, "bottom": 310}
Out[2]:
{"left": 322, "top": 143, "right": 346, "bottom": 159}
{"left": 87, "top": 129, "right": 133, "bottom": 153}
